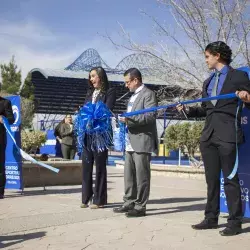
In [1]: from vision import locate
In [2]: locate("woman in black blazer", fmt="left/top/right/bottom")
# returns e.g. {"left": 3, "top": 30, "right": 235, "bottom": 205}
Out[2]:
{"left": 81, "top": 67, "right": 116, "bottom": 209}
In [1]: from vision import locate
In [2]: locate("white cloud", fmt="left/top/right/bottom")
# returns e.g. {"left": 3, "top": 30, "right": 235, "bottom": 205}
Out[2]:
{"left": 0, "top": 20, "right": 79, "bottom": 82}
{"left": 0, "top": 19, "right": 59, "bottom": 44}
{"left": 0, "top": 19, "right": 130, "bottom": 83}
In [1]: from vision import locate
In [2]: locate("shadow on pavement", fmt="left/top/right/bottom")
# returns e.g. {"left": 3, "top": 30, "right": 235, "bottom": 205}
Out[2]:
{"left": 146, "top": 197, "right": 206, "bottom": 216}
{"left": 148, "top": 197, "right": 205, "bottom": 205}
{"left": 5, "top": 185, "right": 113, "bottom": 198}
{"left": 0, "top": 231, "right": 46, "bottom": 249}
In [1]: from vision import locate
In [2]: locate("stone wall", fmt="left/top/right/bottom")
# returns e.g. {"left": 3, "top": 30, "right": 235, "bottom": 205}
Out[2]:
{"left": 115, "top": 160, "right": 205, "bottom": 180}
{"left": 21, "top": 160, "right": 205, "bottom": 188}
{"left": 22, "top": 161, "right": 82, "bottom": 187}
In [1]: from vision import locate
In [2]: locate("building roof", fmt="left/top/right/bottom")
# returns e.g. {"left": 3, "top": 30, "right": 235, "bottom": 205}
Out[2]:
{"left": 30, "top": 68, "right": 89, "bottom": 79}
{"left": 30, "top": 68, "right": 169, "bottom": 85}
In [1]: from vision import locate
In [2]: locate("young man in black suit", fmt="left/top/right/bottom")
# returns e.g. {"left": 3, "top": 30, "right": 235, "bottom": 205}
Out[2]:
{"left": 0, "top": 93, "right": 15, "bottom": 199}
{"left": 177, "top": 41, "right": 250, "bottom": 236}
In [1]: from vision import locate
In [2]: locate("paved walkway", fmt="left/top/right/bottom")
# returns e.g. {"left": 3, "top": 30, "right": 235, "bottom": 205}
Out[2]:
{"left": 0, "top": 168, "right": 249, "bottom": 250}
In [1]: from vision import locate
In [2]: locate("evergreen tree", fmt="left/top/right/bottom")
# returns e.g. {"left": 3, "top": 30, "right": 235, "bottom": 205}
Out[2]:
{"left": 0, "top": 56, "right": 22, "bottom": 94}
{"left": 20, "top": 72, "right": 34, "bottom": 100}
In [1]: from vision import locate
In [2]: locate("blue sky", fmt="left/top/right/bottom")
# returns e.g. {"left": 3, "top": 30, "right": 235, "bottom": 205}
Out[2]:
{"left": 0, "top": 0, "right": 174, "bottom": 79}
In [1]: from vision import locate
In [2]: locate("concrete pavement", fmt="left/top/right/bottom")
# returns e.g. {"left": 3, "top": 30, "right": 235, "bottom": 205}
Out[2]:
{"left": 0, "top": 167, "right": 249, "bottom": 250}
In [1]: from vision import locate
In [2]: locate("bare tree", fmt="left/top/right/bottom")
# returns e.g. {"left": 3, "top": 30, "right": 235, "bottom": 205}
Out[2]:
{"left": 106, "top": 0, "right": 250, "bottom": 96}
{"left": 158, "top": 0, "right": 250, "bottom": 64}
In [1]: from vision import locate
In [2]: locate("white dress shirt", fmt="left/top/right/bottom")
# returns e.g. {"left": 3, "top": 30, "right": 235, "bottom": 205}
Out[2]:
{"left": 125, "top": 84, "right": 145, "bottom": 151}
{"left": 92, "top": 89, "right": 101, "bottom": 104}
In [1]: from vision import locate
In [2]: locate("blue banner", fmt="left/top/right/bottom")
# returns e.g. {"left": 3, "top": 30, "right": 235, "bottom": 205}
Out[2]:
{"left": 39, "top": 130, "right": 63, "bottom": 157}
{"left": 40, "top": 130, "right": 57, "bottom": 155}
{"left": 220, "top": 107, "right": 250, "bottom": 218}
{"left": 220, "top": 67, "right": 250, "bottom": 218}
{"left": 5, "top": 95, "right": 23, "bottom": 190}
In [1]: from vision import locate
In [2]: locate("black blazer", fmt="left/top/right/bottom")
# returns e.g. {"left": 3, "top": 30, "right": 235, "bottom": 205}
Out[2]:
{"left": 82, "top": 87, "right": 116, "bottom": 149}
{"left": 60, "top": 123, "right": 76, "bottom": 146}
{"left": 84, "top": 87, "right": 116, "bottom": 111}
{"left": 187, "top": 68, "right": 250, "bottom": 143}
{"left": 0, "top": 97, "right": 15, "bottom": 145}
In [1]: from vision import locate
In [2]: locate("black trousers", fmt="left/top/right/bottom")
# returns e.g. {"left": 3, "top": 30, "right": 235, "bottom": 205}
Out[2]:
{"left": 81, "top": 147, "right": 108, "bottom": 205}
{"left": 200, "top": 132, "right": 242, "bottom": 226}
{"left": 0, "top": 142, "right": 6, "bottom": 195}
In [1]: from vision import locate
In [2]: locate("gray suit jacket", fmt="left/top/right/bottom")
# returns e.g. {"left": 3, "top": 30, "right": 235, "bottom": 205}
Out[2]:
{"left": 126, "top": 86, "right": 158, "bottom": 154}
{"left": 60, "top": 123, "right": 76, "bottom": 147}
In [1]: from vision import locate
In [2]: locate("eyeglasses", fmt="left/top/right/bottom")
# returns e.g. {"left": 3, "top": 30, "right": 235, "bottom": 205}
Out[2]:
{"left": 124, "top": 78, "right": 136, "bottom": 85}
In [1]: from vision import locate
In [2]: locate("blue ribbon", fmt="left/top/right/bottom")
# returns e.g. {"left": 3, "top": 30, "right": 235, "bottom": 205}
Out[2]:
{"left": 120, "top": 93, "right": 240, "bottom": 179}
{"left": 74, "top": 101, "right": 113, "bottom": 152}
{"left": 112, "top": 120, "right": 126, "bottom": 152}
{"left": 227, "top": 99, "right": 242, "bottom": 180}
{"left": 2, "top": 117, "right": 59, "bottom": 173}
{"left": 120, "top": 93, "right": 237, "bottom": 117}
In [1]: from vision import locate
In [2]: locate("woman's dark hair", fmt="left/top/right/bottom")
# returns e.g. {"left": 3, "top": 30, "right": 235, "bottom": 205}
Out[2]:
{"left": 205, "top": 41, "right": 232, "bottom": 65}
{"left": 88, "top": 66, "right": 110, "bottom": 93}
{"left": 124, "top": 68, "right": 142, "bottom": 82}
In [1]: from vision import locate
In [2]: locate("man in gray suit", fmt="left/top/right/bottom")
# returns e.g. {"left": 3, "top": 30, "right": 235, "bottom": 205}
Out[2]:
{"left": 113, "top": 68, "right": 158, "bottom": 217}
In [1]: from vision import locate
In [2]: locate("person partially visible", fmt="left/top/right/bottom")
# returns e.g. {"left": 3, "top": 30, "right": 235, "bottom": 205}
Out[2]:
{"left": 0, "top": 94, "right": 15, "bottom": 199}
{"left": 54, "top": 119, "right": 65, "bottom": 158}
{"left": 54, "top": 119, "right": 65, "bottom": 144}
{"left": 60, "top": 115, "right": 76, "bottom": 160}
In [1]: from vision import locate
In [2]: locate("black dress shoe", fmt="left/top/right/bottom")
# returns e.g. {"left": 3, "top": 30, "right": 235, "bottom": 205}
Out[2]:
{"left": 0, "top": 194, "right": 4, "bottom": 199}
{"left": 125, "top": 209, "right": 146, "bottom": 217}
{"left": 192, "top": 219, "right": 218, "bottom": 230}
{"left": 113, "top": 205, "right": 134, "bottom": 213}
{"left": 219, "top": 226, "right": 242, "bottom": 236}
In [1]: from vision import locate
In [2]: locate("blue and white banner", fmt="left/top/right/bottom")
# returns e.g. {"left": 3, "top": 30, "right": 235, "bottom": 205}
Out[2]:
{"left": 220, "top": 107, "right": 250, "bottom": 218}
{"left": 5, "top": 95, "right": 23, "bottom": 190}
{"left": 3, "top": 118, "right": 60, "bottom": 173}
{"left": 220, "top": 67, "right": 250, "bottom": 218}
{"left": 40, "top": 130, "right": 58, "bottom": 155}
{"left": 4, "top": 96, "right": 59, "bottom": 191}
